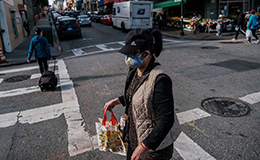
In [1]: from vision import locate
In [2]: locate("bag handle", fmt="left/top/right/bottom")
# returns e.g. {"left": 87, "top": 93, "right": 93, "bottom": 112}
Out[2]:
{"left": 102, "top": 110, "right": 118, "bottom": 126}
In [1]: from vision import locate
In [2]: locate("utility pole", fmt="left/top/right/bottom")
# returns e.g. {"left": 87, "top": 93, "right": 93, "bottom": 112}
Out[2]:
{"left": 180, "top": 0, "right": 184, "bottom": 36}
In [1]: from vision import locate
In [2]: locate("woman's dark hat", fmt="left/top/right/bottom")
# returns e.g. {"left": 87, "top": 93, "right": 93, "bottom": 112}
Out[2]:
{"left": 119, "top": 29, "right": 153, "bottom": 55}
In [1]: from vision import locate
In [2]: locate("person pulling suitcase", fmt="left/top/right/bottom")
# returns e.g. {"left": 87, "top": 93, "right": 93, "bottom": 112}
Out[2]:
{"left": 27, "top": 27, "right": 53, "bottom": 74}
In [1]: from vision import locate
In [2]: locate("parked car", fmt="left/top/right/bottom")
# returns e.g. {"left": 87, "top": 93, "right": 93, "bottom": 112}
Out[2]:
{"left": 71, "top": 12, "right": 81, "bottom": 19}
{"left": 78, "top": 15, "right": 91, "bottom": 26}
{"left": 58, "top": 18, "right": 82, "bottom": 39}
{"left": 92, "top": 11, "right": 106, "bottom": 23}
{"left": 53, "top": 13, "right": 61, "bottom": 21}
{"left": 101, "top": 14, "right": 112, "bottom": 25}
{"left": 56, "top": 16, "right": 70, "bottom": 25}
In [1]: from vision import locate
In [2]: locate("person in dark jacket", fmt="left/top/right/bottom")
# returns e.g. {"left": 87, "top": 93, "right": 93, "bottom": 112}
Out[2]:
{"left": 27, "top": 27, "right": 53, "bottom": 74}
{"left": 104, "top": 29, "right": 181, "bottom": 160}
{"left": 157, "top": 13, "right": 163, "bottom": 30}
{"left": 231, "top": 8, "right": 246, "bottom": 41}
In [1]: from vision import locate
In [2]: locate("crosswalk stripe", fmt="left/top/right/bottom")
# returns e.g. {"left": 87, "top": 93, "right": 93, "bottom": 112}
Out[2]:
{"left": 0, "top": 86, "right": 39, "bottom": 98}
{"left": 72, "top": 48, "right": 85, "bottom": 56}
{"left": 0, "top": 63, "right": 56, "bottom": 74}
{"left": 96, "top": 44, "right": 115, "bottom": 51}
{"left": 175, "top": 132, "right": 216, "bottom": 160}
{"left": 58, "top": 59, "right": 94, "bottom": 156}
{"left": 239, "top": 91, "right": 260, "bottom": 104}
{"left": 177, "top": 108, "right": 211, "bottom": 125}
{"left": 0, "top": 78, "right": 3, "bottom": 84}
{"left": 30, "top": 70, "right": 59, "bottom": 79}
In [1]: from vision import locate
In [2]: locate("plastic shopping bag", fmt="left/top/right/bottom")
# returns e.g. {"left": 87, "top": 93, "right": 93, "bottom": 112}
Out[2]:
{"left": 216, "top": 24, "right": 221, "bottom": 31}
{"left": 246, "top": 29, "right": 252, "bottom": 38}
{"left": 95, "top": 110, "right": 127, "bottom": 156}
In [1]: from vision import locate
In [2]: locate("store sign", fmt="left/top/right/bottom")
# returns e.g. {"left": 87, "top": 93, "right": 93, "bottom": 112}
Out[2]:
{"left": 154, "top": 0, "right": 186, "bottom": 9}
{"left": 4, "top": 0, "right": 14, "bottom": 6}
{"left": 18, "top": 4, "right": 27, "bottom": 11}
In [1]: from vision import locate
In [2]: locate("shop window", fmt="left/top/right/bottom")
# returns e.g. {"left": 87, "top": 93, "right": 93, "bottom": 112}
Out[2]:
{"left": 10, "top": 8, "right": 18, "bottom": 38}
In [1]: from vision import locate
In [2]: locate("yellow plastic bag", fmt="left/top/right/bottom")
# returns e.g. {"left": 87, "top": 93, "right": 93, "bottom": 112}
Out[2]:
{"left": 95, "top": 111, "right": 127, "bottom": 156}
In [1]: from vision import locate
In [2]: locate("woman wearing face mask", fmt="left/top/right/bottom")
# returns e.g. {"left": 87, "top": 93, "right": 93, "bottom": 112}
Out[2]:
{"left": 103, "top": 29, "right": 181, "bottom": 160}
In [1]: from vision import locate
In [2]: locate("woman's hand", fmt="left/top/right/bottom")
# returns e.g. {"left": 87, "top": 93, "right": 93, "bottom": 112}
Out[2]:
{"left": 131, "top": 143, "right": 148, "bottom": 160}
{"left": 103, "top": 98, "right": 121, "bottom": 112}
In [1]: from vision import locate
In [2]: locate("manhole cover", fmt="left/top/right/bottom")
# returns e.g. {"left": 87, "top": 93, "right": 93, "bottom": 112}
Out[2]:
{"left": 4, "top": 75, "right": 31, "bottom": 83}
{"left": 201, "top": 97, "right": 250, "bottom": 117}
{"left": 201, "top": 46, "right": 219, "bottom": 49}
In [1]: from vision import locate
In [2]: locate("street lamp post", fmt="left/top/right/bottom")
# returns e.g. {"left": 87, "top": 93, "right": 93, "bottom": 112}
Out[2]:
{"left": 180, "top": 0, "right": 184, "bottom": 36}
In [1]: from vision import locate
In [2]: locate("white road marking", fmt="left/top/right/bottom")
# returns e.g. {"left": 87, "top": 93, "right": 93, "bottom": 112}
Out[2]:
{"left": 173, "top": 108, "right": 215, "bottom": 160}
{"left": 0, "top": 78, "right": 3, "bottom": 84}
{"left": 239, "top": 91, "right": 260, "bottom": 104}
{"left": 72, "top": 48, "right": 85, "bottom": 56}
{"left": 0, "top": 86, "right": 39, "bottom": 98}
{"left": 58, "top": 59, "right": 94, "bottom": 156}
{"left": 69, "top": 39, "right": 179, "bottom": 55}
{"left": 177, "top": 108, "right": 211, "bottom": 125}
{"left": 117, "top": 41, "right": 125, "bottom": 46}
{"left": 0, "top": 63, "right": 56, "bottom": 74}
{"left": 0, "top": 102, "right": 75, "bottom": 128}
{"left": 30, "top": 70, "right": 59, "bottom": 79}
{"left": 175, "top": 132, "right": 216, "bottom": 160}
{"left": 96, "top": 44, "right": 115, "bottom": 51}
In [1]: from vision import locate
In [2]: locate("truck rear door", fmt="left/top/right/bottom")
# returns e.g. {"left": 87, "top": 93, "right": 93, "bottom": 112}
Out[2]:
{"left": 132, "top": 3, "right": 151, "bottom": 28}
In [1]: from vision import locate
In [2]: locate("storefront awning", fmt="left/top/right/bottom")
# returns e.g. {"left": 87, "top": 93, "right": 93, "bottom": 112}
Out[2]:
{"left": 154, "top": 0, "right": 186, "bottom": 9}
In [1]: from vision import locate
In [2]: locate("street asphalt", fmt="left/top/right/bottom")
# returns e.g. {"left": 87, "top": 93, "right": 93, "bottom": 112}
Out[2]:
{"left": 0, "top": 22, "right": 259, "bottom": 160}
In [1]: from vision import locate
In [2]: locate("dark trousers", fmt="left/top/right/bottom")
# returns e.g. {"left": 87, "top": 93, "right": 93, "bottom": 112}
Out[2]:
{"left": 234, "top": 26, "right": 246, "bottom": 39}
{"left": 158, "top": 21, "right": 163, "bottom": 30}
{"left": 37, "top": 57, "right": 48, "bottom": 74}
{"left": 126, "top": 145, "right": 133, "bottom": 160}
{"left": 248, "top": 29, "right": 259, "bottom": 42}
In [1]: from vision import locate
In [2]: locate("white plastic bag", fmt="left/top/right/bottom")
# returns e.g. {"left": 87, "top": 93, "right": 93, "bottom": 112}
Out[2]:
{"left": 246, "top": 29, "right": 252, "bottom": 38}
{"left": 95, "top": 110, "right": 127, "bottom": 156}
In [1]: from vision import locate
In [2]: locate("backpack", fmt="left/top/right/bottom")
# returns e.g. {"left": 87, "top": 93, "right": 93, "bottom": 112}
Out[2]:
{"left": 253, "top": 17, "right": 259, "bottom": 27}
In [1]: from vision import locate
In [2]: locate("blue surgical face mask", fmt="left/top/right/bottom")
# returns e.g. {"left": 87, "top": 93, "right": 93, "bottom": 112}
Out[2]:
{"left": 125, "top": 52, "right": 145, "bottom": 69}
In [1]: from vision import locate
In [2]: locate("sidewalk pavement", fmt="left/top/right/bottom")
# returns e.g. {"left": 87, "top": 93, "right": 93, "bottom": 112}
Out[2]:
{"left": 0, "top": 16, "right": 61, "bottom": 67}
{"left": 156, "top": 25, "right": 260, "bottom": 41}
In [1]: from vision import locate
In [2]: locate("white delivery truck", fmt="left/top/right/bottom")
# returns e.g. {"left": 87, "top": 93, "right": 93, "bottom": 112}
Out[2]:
{"left": 112, "top": 1, "right": 153, "bottom": 32}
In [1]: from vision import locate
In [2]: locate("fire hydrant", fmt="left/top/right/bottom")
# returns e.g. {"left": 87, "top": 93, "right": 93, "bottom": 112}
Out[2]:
{"left": 0, "top": 47, "right": 6, "bottom": 64}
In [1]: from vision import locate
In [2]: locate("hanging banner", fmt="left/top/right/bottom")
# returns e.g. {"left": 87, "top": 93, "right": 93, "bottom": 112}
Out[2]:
{"left": 4, "top": 0, "right": 14, "bottom": 6}
{"left": 154, "top": 0, "right": 186, "bottom": 9}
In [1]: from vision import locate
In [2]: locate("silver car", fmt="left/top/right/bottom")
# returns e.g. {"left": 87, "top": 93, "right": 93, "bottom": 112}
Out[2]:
{"left": 78, "top": 15, "right": 91, "bottom": 26}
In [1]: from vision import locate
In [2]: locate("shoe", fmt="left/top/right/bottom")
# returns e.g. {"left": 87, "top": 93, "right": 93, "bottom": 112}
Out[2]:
{"left": 231, "top": 38, "right": 238, "bottom": 42}
{"left": 256, "top": 40, "right": 260, "bottom": 45}
{"left": 244, "top": 41, "right": 251, "bottom": 45}
{"left": 216, "top": 34, "right": 219, "bottom": 36}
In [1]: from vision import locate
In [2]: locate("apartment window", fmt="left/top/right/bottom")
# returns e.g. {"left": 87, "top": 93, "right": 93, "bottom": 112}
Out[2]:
{"left": 10, "top": 8, "right": 18, "bottom": 38}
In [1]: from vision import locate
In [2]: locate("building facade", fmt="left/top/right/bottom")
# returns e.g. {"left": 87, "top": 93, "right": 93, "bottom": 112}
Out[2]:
{"left": 0, "top": 0, "right": 25, "bottom": 53}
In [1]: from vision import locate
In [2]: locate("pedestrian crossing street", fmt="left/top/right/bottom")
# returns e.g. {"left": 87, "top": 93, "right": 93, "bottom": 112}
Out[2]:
{"left": 70, "top": 39, "right": 183, "bottom": 57}
{"left": 0, "top": 58, "right": 260, "bottom": 159}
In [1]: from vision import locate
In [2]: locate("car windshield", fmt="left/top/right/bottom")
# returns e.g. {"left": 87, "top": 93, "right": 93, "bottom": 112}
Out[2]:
{"left": 73, "top": 12, "right": 80, "bottom": 15}
{"left": 61, "top": 20, "right": 77, "bottom": 26}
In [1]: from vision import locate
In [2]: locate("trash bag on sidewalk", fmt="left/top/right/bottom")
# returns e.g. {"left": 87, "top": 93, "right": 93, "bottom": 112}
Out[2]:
{"left": 95, "top": 110, "right": 127, "bottom": 156}
{"left": 246, "top": 29, "right": 252, "bottom": 38}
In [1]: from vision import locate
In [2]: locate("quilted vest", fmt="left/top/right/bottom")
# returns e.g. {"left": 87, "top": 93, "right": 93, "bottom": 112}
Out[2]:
{"left": 131, "top": 65, "right": 181, "bottom": 151}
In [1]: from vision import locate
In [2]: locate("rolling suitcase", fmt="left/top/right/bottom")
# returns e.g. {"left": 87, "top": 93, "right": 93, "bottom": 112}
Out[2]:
{"left": 39, "top": 60, "right": 58, "bottom": 92}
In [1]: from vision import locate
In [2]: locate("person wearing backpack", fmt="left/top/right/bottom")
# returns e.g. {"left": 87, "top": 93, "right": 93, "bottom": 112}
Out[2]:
{"left": 245, "top": 9, "right": 259, "bottom": 44}
{"left": 27, "top": 27, "right": 53, "bottom": 74}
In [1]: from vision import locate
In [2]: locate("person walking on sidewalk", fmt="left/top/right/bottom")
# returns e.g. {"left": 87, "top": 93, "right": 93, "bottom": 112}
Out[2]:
{"left": 231, "top": 8, "right": 246, "bottom": 42}
{"left": 216, "top": 15, "right": 224, "bottom": 36}
{"left": 192, "top": 13, "right": 199, "bottom": 34}
{"left": 27, "top": 27, "right": 53, "bottom": 74}
{"left": 157, "top": 13, "right": 163, "bottom": 30}
{"left": 245, "top": 9, "right": 259, "bottom": 45}
{"left": 103, "top": 29, "right": 181, "bottom": 160}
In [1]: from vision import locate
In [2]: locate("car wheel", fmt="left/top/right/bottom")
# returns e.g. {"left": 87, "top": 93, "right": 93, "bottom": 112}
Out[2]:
{"left": 121, "top": 22, "right": 126, "bottom": 33}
